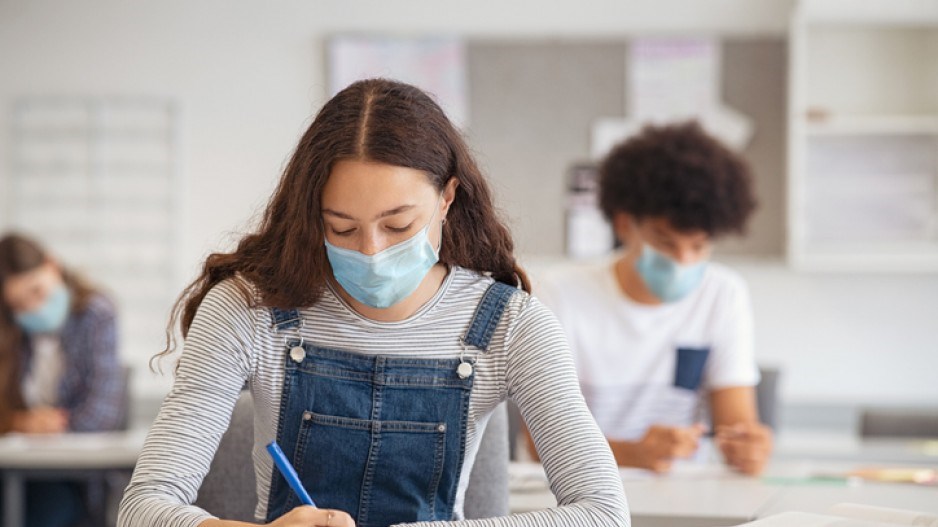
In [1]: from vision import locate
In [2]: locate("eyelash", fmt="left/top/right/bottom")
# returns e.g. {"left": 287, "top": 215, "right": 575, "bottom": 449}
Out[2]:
{"left": 330, "top": 223, "right": 413, "bottom": 237}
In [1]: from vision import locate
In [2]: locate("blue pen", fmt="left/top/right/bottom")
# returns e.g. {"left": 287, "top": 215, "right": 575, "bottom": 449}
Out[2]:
{"left": 266, "top": 441, "right": 317, "bottom": 507}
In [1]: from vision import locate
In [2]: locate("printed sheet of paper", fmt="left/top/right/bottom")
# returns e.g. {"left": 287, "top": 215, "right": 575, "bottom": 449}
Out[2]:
{"left": 328, "top": 36, "right": 468, "bottom": 127}
{"left": 591, "top": 37, "right": 753, "bottom": 159}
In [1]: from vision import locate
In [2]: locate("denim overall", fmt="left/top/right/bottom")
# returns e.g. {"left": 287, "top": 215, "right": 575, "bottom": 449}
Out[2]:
{"left": 264, "top": 281, "right": 517, "bottom": 527}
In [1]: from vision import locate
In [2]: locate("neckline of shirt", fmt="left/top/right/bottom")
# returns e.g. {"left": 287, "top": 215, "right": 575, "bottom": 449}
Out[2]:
{"left": 322, "top": 265, "right": 461, "bottom": 329}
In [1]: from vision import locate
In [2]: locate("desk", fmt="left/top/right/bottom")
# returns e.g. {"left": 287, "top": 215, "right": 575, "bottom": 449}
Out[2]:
{"left": 774, "top": 431, "right": 938, "bottom": 465}
{"left": 733, "top": 511, "right": 916, "bottom": 527}
{"left": 511, "top": 461, "right": 781, "bottom": 526}
{"left": 760, "top": 480, "right": 938, "bottom": 518}
{"left": 0, "top": 430, "right": 146, "bottom": 527}
{"left": 510, "top": 458, "right": 938, "bottom": 527}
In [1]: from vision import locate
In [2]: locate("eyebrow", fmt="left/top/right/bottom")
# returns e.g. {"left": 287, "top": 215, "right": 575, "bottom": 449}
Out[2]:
{"left": 322, "top": 204, "right": 416, "bottom": 221}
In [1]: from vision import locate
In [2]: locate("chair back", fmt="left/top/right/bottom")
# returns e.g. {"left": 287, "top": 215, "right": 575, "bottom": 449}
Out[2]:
{"left": 860, "top": 408, "right": 938, "bottom": 439}
{"left": 756, "top": 366, "right": 781, "bottom": 430}
{"left": 194, "top": 391, "right": 257, "bottom": 521}
{"left": 464, "top": 402, "right": 510, "bottom": 519}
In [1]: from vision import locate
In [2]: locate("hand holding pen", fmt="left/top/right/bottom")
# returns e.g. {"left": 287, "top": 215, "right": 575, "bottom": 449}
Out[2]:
{"left": 265, "top": 441, "right": 356, "bottom": 527}
{"left": 715, "top": 422, "right": 773, "bottom": 476}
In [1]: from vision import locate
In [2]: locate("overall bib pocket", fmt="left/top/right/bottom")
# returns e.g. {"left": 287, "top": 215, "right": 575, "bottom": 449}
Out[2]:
{"left": 288, "top": 411, "right": 447, "bottom": 526}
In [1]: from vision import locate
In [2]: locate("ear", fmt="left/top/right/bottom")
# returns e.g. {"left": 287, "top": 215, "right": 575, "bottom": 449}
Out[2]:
{"left": 441, "top": 178, "right": 460, "bottom": 220}
{"left": 43, "top": 259, "right": 63, "bottom": 277}
{"left": 612, "top": 212, "right": 635, "bottom": 246}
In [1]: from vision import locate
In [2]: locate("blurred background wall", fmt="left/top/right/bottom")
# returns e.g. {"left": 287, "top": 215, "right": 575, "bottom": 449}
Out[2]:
{"left": 1, "top": 0, "right": 936, "bottom": 419}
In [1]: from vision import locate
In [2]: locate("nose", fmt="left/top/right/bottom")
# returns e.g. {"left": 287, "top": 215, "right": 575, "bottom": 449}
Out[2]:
{"left": 357, "top": 230, "right": 386, "bottom": 256}
{"left": 673, "top": 248, "right": 700, "bottom": 266}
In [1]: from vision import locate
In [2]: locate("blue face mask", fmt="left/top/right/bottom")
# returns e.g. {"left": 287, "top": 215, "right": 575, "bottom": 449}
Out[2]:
{"left": 325, "top": 199, "right": 443, "bottom": 309}
{"left": 15, "top": 283, "right": 72, "bottom": 334}
{"left": 634, "top": 243, "right": 707, "bottom": 303}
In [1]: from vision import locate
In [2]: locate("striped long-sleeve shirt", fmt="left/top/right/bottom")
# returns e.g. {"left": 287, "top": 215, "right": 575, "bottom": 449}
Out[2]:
{"left": 118, "top": 266, "right": 629, "bottom": 527}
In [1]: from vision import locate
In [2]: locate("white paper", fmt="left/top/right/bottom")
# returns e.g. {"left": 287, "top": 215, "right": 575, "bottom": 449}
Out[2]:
{"left": 590, "top": 37, "right": 754, "bottom": 158}
{"left": 829, "top": 503, "right": 938, "bottom": 527}
{"left": 328, "top": 36, "right": 468, "bottom": 127}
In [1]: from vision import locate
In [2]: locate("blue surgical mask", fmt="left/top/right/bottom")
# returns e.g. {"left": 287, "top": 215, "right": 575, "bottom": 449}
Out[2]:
{"left": 634, "top": 243, "right": 707, "bottom": 303}
{"left": 325, "top": 199, "right": 443, "bottom": 309}
{"left": 15, "top": 283, "right": 72, "bottom": 334}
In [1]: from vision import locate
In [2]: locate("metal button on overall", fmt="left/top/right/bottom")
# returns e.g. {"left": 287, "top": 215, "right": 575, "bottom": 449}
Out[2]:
{"left": 290, "top": 346, "right": 306, "bottom": 363}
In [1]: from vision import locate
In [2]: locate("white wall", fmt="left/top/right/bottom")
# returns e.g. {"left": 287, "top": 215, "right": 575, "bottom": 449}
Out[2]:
{"left": 6, "top": 0, "right": 938, "bottom": 408}
{"left": 729, "top": 259, "right": 938, "bottom": 406}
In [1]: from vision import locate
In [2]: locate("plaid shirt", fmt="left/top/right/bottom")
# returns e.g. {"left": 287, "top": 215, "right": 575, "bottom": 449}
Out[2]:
{"left": 20, "top": 293, "right": 127, "bottom": 432}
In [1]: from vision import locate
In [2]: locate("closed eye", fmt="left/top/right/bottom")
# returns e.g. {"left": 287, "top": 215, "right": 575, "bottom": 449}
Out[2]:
{"left": 330, "top": 227, "right": 356, "bottom": 236}
{"left": 387, "top": 222, "right": 414, "bottom": 233}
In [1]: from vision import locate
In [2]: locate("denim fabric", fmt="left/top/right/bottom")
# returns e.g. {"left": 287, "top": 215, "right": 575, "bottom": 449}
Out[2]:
{"left": 674, "top": 346, "right": 710, "bottom": 391}
{"left": 265, "top": 281, "right": 517, "bottom": 527}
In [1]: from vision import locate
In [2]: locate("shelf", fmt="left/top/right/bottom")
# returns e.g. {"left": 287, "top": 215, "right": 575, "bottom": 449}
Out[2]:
{"left": 805, "top": 114, "right": 938, "bottom": 136}
{"left": 790, "top": 2, "right": 938, "bottom": 272}
{"left": 791, "top": 242, "right": 938, "bottom": 273}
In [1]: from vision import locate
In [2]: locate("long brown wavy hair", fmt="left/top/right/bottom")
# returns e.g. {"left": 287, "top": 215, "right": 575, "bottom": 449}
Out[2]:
{"left": 0, "top": 233, "right": 97, "bottom": 432}
{"left": 154, "top": 78, "right": 530, "bottom": 368}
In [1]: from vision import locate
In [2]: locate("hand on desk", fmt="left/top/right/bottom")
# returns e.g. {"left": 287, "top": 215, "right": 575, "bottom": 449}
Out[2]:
{"left": 268, "top": 506, "right": 355, "bottom": 527}
{"left": 12, "top": 407, "right": 69, "bottom": 434}
{"left": 612, "top": 423, "right": 707, "bottom": 473}
{"left": 715, "top": 421, "right": 772, "bottom": 476}
{"left": 200, "top": 506, "right": 356, "bottom": 527}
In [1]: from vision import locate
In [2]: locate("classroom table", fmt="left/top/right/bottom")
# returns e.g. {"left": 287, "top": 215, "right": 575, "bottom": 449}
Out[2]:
{"left": 0, "top": 429, "right": 146, "bottom": 527}
{"left": 731, "top": 511, "right": 920, "bottom": 527}
{"left": 509, "top": 440, "right": 938, "bottom": 527}
{"left": 758, "top": 477, "right": 938, "bottom": 518}
{"left": 511, "top": 461, "right": 782, "bottom": 527}
{"left": 773, "top": 430, "right": 938, "bottom": 465}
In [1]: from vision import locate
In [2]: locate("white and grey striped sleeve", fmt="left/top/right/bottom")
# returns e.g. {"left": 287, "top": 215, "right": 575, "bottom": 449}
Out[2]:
{"left": 117, "top": 279, "right": 257, "bottom": 527}
{"left": 402, "top": 295, "right": 630, "bottom": 527}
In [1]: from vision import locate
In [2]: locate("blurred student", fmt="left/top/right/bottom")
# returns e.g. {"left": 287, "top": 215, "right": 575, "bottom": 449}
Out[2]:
{"left": 0, "top": 232, "right": 126, "bottom": 527}
{"left": 537, "top": 122, "right": 772, "bottom": 475}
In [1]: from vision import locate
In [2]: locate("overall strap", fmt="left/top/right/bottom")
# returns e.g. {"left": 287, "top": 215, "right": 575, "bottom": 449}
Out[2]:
{"left": 462, "top": 281, "right": 518, "bottom": 352}
{"left": 270, "top": 307, "right": 302, "bottom": 331}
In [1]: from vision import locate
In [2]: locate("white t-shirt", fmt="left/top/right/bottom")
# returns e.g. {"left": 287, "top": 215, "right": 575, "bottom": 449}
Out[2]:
{"left": 21, "top": 335, "right": 64, "bottom": 408}
{"left": 536, "top": 257, "right": 759, "bottom": 441}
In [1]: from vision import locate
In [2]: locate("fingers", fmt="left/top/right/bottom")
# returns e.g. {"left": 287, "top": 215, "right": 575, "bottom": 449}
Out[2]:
{"left": 312, "top": 508, "right": 354, "bottom": 527}
{"left": 19, "top": 408, "right": 67, "bottom": 434}
{"left": 716, "top": 422, "right": 772, "bottom": 475}
{"left": 278, "top": 507, "right": 356, "bottom": 527}
{"left": 666, "top": 424, "right": 705, "bottom": 459}
{"left": 323, "top": 509, "right": 355, "bottom": 527}
{"left": 643, "top": 424, "right": 706, "bottom": 467}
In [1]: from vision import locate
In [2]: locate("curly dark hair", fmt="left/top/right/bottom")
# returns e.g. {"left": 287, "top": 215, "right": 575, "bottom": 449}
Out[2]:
{"left": 598, "top": 121, "right": 757, "bottom": 237}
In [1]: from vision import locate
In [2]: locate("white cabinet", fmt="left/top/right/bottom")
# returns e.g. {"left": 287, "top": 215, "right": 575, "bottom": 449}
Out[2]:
{"left": 788, "top": 0, "right": 938, "bottom": 271}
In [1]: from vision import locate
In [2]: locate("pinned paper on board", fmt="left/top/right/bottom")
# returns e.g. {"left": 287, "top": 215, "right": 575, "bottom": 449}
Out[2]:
{"left": 328, "top": 36, "right": 468, "bottom": 127}
{"left": 591, "top": 38, "right": 754, "bottom": 159}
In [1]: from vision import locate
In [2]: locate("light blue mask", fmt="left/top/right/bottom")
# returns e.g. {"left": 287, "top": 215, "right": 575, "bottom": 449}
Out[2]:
{"left": 634, "top": 243, "right": 707, "bottom": 303}
{"left": 15, "top": 283, "right": 71, "bottom": 334}
{"left": 325, "top": 201, "right": 443, "bottom": 309}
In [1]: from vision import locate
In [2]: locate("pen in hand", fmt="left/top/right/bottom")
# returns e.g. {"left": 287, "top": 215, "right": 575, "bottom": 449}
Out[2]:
{"left": 267, "top": 440, "right": 317, "bottom": 507}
